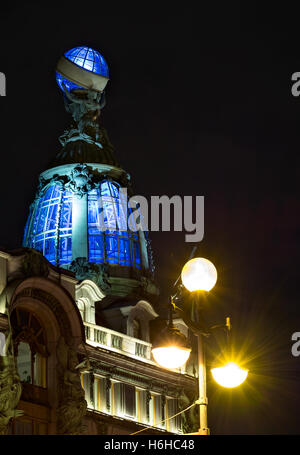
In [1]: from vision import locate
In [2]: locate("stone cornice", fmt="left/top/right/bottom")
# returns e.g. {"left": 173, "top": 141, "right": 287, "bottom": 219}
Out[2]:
{"left": 79, "top": 343, "right": 197, "bottom": 395}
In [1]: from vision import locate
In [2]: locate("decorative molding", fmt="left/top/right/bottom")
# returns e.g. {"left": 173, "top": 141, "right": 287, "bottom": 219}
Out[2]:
{"left": 91, "top": 359, "right": 185, "bottom": 397}
{"left": 36, "top": 166, "right": 131, "bottom": 199}
{"left": 56, "top": 336, "right": 87, "bottom": 434}
{"left": 70, "top": 258, "right": 111, "bottom": 292}
{"left": 65, "top": 164, "right": 93, "bottom": 197}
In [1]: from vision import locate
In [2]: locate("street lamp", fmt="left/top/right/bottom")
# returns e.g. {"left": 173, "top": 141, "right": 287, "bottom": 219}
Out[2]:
{"left": 211, "top": 362, "right": 248, "bottom": 388}
{"left": 152, "top": 308, "right": 191, "bottom": 369}
{"left": 151, "top": 257, "right": 248, "bottom": 435}
{"left": 181, "top": 257, "right": 217, "bottom": 292}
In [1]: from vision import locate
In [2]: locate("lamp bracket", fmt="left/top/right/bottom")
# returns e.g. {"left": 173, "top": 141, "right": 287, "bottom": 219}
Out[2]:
{"left": 195, "top": 397, "right": 208, "bottom": 405}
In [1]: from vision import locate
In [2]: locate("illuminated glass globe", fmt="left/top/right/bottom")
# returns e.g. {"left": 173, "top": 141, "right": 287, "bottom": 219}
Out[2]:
{"left": 211, "top": 362, "right": 248, "bottom": 388}
{"left": 181, "top": 257, "right": 217, "bottom": 292}
{"left": 56, "top": 46, "right": 109, "bottom": 93}
{"left": 152, "top": 347, "right": 191, "bottom": 369}
{"left": 151, "top": 324, "right": 191, "bottom": 369}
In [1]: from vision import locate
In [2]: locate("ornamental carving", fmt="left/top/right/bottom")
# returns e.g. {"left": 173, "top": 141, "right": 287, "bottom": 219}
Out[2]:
{"left": 178, "top": 388, "right": 199, "bottom": 434}
{"left": 56, "top": 336, "right": 87, "bottom": 434}
{"left": 36, "top": 167, "right": 131, "bottom": 198}
{"left": 69, "top": 257, "right": 111, "bottom": 292}
{"left": 65, "top": 164, "right": 93, "bottom": 197}
{"left": 0, "top": 330, "right": 23, "bottom": 434}
{"left": 21, "top": 249, "right": 49, "bottom": 279}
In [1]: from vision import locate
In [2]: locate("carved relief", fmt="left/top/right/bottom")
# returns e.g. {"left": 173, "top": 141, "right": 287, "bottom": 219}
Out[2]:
{"left": 177, "top": 388, "right": 199, "bottom": 434}
{"left": 0, "top": 331, "right": 23, "bottom": 434}
{"left": 56, "top": 336, "right": 87, "bottom": 434}
{"left": 70, "top": 258, "right": 111, "bottom": 292}
{"left": 65, "top": 164, "right": 93, "bottom": 197}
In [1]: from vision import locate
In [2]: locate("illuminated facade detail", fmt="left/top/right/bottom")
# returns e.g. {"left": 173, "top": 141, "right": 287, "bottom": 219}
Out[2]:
{"left": 82, "top": 373, "right": 182, "bottom": 433}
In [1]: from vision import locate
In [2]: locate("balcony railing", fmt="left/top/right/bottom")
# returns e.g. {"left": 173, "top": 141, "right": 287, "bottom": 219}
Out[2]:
{"left": 84, "top": 322, "right": 154, "bottom": 364}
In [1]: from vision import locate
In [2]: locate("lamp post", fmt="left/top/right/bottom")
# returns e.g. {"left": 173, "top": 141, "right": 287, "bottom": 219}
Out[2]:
{"left": 152, "top": 257, "right": 248, "bottom": 435}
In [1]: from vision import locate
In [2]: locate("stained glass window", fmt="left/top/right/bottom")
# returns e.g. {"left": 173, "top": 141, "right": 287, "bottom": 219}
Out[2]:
{"left": 24, "top": 180, "right": 143, "bottom": 271}
{"left": 58, "top": 190, "right": 73, "bottom": 265}
{"left": 87, "top": 181, "right": 141, "bottom": 268}
{"left": 26, "top": 185, "right": 72, "bottom": 266}
{"left": 23, "top": 211, "right": 30, "bottom": 245}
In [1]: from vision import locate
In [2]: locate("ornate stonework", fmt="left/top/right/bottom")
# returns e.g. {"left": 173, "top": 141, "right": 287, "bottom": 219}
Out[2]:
{"left": 65, "top": 164, "right": 93, "bottom": 197}
{"left": 15, "top": 287, "right": 73, "bottom": 340}
{"left": 0, "top": 331, "right": 23, "bottom": 434}
{"left": 69, "top": 257, "right": 111, "bottom": 292}
{"left": 56, "top": 336, "right": 87, "bottom": 434}
{"left": 36, "top": 166, "right": 131, "bottom": 199}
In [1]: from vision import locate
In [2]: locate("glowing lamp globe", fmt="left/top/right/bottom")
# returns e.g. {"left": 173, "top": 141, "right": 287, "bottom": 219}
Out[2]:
{"left": 151, "top": 324, "right": 191, "bottom": 369}
{"left": 181, "top": 257, "right": 217, "bottom": 292}
{"left": 152, "top": 346, "right": 191, "bottom": 369}
{"left": 211, "top": 362, "right": 248, "bottom": 388}
{"left": 56, "top": 46, "right": 109, "bottom": 93}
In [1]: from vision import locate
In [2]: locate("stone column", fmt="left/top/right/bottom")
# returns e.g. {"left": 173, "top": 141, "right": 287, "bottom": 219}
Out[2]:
{"left": 72, "top": 194, "right": 88, "bottom": 260}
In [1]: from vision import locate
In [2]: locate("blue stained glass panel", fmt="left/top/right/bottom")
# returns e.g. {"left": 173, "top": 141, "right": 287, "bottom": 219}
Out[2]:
{"left": 134, "top": 241, "right": 141, "bottom": 265}
{"left": 87, "top": 180, "right": 141, "bottom": 269}
{"left": 46, "top": 204, "right": 58, "bottom": 231}
{"left": 45, "top": 238, "right": 55, "bottom": 264}
{"left": 59, "top": 237, "right": 72, "bottom": 265}
{"left": 88, "top": 235, "right": 104, "bottom": 263}
{"left": 64, "top": 46, "right": 109, "bottom": 78}
{"left": 26, "top": 185, "right": 73, "bottom": 267}
{"left": 23, "top": 213, "right": 30, "bottom": 245}
{"left": 60, "top": 191, "right": 72, "bottom": 229}
{"left": 119, "top": 238, "right": 130, "bottom": 264}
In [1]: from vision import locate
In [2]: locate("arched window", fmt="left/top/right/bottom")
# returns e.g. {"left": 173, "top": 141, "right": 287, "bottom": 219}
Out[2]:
{"left": 87, "top": 181, "right": 141, "bottom": 268}
{"left": 11, "top": 309, "right": 48, "bottom": 388}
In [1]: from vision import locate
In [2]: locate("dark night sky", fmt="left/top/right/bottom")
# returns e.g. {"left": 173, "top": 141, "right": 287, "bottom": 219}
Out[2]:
{"left": 0, "top": 3, "right": 300, "bottom": 434}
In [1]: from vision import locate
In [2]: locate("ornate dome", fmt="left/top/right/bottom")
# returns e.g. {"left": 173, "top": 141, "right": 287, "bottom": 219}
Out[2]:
{"left": 22, "top": 46, "right": 157, "bottom": 299}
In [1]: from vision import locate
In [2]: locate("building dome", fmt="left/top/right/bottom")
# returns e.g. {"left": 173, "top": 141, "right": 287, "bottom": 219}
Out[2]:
{"left": 56, "top": 46, "right": 109, "bottom": 93}
{"left": 23, "top": 46, "right": 157, "bottom": 299}
{"left": 23, "top": 177, "right": 145, "bottom": 270}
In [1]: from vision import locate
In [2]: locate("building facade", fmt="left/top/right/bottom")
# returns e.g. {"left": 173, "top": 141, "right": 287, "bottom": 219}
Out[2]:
{"left": 0, "top": 46, "right": 198, "bottom": 435}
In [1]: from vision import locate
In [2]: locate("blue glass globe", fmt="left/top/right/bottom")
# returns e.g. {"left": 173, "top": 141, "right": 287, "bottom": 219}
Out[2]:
{"left": 56, "top": 46, "right": 109, "bottom": 92}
